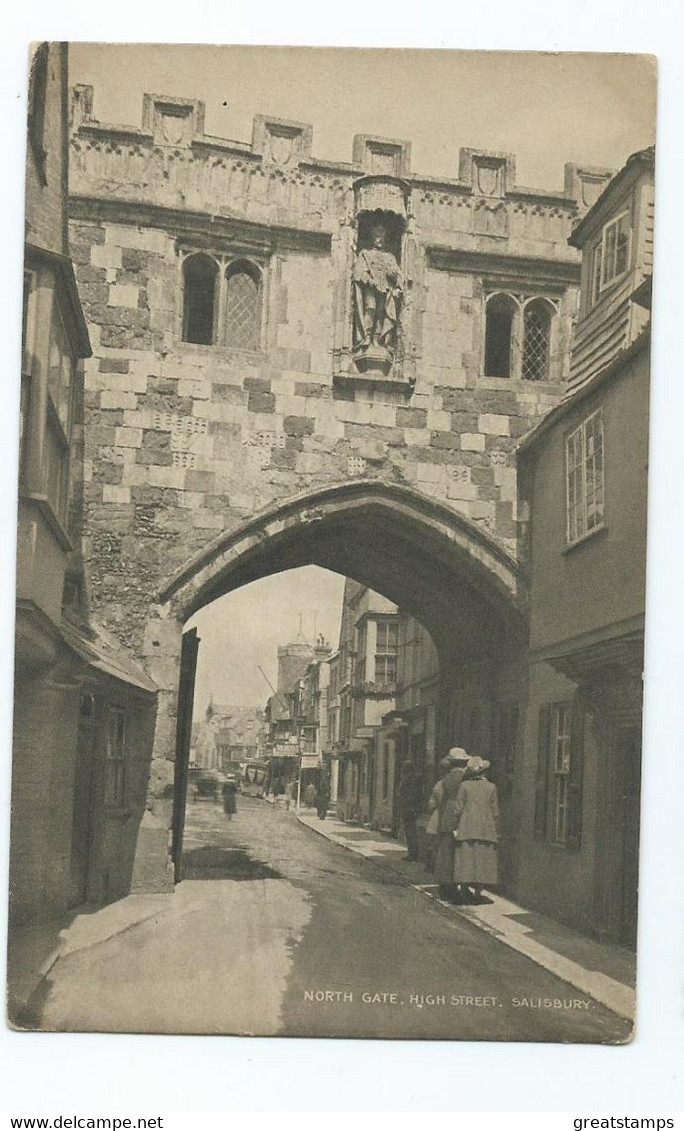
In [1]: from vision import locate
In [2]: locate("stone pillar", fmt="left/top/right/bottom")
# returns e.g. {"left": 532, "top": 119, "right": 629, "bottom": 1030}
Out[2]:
{"left": 130, "top": 605, "right": 184, "bottom": 893}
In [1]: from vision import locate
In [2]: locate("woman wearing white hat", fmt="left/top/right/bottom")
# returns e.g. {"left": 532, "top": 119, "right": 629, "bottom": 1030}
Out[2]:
{"left": 452, "top": 755, "right": 499, "bottom": 904}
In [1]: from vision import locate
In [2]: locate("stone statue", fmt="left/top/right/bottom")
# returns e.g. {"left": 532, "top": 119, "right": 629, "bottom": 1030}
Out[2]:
{"left": 352, "top": 224, "right": 404, "bottom": 358}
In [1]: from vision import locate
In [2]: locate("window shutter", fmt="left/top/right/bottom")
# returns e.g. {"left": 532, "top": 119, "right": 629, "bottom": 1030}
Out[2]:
{"left": 533, "top": 705, "right": 551, "bottom": 840}
{"left": 566, "top": 696, "right": 585, "bottom": 851}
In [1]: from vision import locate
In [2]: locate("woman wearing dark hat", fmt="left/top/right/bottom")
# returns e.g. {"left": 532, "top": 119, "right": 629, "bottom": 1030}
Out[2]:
{"left": 452, "top": 755, "right": 499, "bottom": 904}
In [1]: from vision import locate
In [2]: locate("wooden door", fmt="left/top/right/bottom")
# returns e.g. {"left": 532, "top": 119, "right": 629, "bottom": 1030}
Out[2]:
{"left": 69, "top": 699, "right": 97, "bottom": 906}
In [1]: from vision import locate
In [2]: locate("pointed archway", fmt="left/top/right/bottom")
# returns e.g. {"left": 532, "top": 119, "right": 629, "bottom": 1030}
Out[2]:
{"left": 143, "top": 479, "right": 528, "bottom": 891}
{"left": 156, "top": 479, "right": 526, "bottom": 653}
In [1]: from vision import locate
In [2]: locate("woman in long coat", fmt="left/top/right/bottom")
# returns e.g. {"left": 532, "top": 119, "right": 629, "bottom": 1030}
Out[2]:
{"left": 434, "top": 748, "right": 470, "bottom": 902}
{"left": 452, "top": 756, "right": 499, "bottom": 903}
{"left": 222, "top": 776, "right": 238, "bottom": 819}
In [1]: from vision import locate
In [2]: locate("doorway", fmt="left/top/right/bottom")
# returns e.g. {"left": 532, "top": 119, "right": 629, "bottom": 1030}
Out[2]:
{"left": 69, "top": 695, "right": 97, "bottom": 906}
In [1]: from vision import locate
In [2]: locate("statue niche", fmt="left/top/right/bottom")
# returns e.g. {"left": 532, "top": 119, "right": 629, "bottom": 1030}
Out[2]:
{"left": 352, "top": 215, "right": 404, "bottom": 376}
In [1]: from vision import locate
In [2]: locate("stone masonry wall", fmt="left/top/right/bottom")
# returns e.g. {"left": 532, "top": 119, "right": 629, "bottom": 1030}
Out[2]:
{"left": 67, "top": 89, "right": 612, "bottom": 791}
{"left": 72, "top": 210, "right": 566, "bottom": 634}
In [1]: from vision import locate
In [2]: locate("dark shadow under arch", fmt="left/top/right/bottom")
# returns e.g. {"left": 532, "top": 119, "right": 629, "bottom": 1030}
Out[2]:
{"left": 158, "top": 480, "right": 527, "bottom": 657}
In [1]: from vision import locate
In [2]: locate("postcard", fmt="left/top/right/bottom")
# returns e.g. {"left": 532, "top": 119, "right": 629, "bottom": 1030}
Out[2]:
{"left": 8, "top": 44, "right": 655, "bottom": 1042}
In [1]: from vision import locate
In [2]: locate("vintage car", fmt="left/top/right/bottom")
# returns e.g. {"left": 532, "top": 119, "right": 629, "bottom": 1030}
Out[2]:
{"left": 192, "top": 772, "right": 221, "bottom": 802}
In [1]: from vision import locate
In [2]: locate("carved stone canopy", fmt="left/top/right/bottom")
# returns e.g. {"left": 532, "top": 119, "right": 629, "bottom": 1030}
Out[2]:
{"left": 354, "top": 175, "right": 410, "bottom": 220}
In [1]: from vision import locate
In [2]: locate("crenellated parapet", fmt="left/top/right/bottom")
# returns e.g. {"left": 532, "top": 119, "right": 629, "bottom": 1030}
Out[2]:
{"left": 68, "top": 84, "right": 621, "bottom": 656}
{"left": 70, "top": 86, "right": 612, "bottom": 246}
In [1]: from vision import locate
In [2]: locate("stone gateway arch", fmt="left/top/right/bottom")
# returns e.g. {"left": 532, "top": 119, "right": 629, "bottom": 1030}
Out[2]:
{"left": 154, "top": 479, "right": 527, "bottom": 881}
{"left": 67, "top": 86, "right": 607, "bottom": 887}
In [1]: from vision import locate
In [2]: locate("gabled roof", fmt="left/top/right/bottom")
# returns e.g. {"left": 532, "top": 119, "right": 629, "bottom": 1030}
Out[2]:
{"left": 569, "top": 146, "right": 655, "bottom": 248}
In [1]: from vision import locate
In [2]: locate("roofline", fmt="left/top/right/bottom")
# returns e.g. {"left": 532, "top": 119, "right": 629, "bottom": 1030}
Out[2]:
{"left": 569, "top": 147, "right": 655, "bottom": 248}
{"left": 517, "top": 328, "right": 651, "bottom": 457}
{"left": 59, "top": 618, "right": 158, "bottom": 695}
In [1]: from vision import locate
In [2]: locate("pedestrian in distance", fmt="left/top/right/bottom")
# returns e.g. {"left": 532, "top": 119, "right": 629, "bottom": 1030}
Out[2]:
{"left": 221, "top": 775, "right": 238, "bottom": 820}
{"left": 397, "top": 757, "right": 424, "bottom": 862}
{"left": 304, "top": 781, "right": 317, "bottom": 809}
{"left": 452, "top": 755, "right": 499, "bottom": 904}
{"left": 434, "top": 747, "right": 471, "bottom": 902}
{"left": 284, "top": 779, "right": 297, "bottom": 811}
{"left": 316, "top": 774, "right": 331, "bottom": 820}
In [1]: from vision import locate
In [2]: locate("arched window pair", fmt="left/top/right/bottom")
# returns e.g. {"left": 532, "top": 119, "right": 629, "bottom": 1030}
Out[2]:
{"left": 484, "top": 292, "right": 556, "bottom": 382}
{"left": 181, "top": 252, "right": 263, "bottom": 350}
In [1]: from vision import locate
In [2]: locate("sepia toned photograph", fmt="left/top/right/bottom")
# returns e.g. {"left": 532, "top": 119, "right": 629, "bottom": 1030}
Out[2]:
{"left": 7, "top": 43, "right": 656, "bottom": 1043}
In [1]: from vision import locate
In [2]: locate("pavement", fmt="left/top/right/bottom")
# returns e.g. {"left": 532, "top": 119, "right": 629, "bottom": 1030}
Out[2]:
{"left": 7, "top": 797, "right": 634, "bottom": 1041}
{"left": 295, "top": 807, "right": 636, "bottom": 1022}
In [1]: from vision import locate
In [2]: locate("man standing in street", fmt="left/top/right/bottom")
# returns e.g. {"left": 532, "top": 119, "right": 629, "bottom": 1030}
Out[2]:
{"left": 397, "top": 757, "right": 424, "bottom": 862}
{"left": 316, "top": 773, "right": 331, "bottom": 821}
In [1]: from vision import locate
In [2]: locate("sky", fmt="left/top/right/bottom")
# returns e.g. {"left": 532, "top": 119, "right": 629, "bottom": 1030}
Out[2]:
{"left": 67, "top": 45, "right": 657, "bottom": 713}
{"left": 69, "top": 46, "right": 657, "bottom": 191}
{"left": 187, "top": 566, "right": 346, "bottom": 711}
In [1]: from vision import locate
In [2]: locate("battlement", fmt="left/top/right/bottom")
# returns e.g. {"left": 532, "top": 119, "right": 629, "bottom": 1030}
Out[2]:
{"left": 68, "top": 83, "right": 601, "bottom": 587}
{"left": 69, "top": 85, "right": 614, "bottom": 241}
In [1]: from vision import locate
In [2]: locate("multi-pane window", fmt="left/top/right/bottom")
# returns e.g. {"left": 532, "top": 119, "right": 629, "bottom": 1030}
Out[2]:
{"left": 534, "top": 700, "right": 583, "bottom": 849}
{"left": 566, "top": 410, "right": 605, "bottom": 545}
{"left": 522, "top": 300, "right": 553, "bottom": 382}
{"left": 484, "top": 291, "right": 555, "bottom": 381}
{"left": 225, "top": 262, "right": 261, "bottom": 350}
{"left": 20, "top": 267, "right": 80, "bottom": 531}
{"left": 104, "top": 706, "right": 126, "bottom": 807}
{"left": 181, "top": 252, "right": 263, "bottom": 349}
{"left": 374, "top": 620, "right": 399, "bottom": 685}
{"left": 588, "top": 213, "right": 631, "bottom": 309}
{"left": 601, "top": 211, "right": 631, "bottom": 289}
